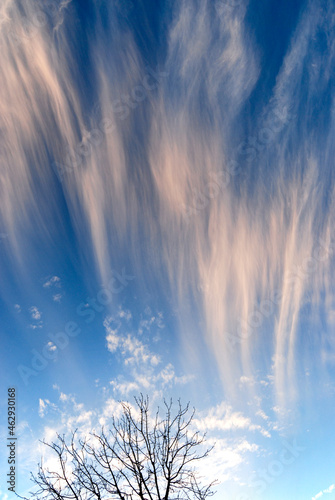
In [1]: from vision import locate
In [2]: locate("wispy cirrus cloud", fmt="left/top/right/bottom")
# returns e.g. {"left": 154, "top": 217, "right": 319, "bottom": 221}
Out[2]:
{"left": 1, "top": 0, "right": 335, "bottom": 413}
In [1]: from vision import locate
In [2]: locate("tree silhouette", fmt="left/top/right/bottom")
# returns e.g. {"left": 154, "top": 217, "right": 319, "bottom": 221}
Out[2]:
{"left": 26, "top": 395, "right": 216, "bottom": 500}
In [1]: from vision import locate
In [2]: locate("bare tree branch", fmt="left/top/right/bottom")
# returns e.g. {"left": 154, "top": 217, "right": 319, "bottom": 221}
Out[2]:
{"left": 24, "top": 396, "right": 217, "bottom": 500}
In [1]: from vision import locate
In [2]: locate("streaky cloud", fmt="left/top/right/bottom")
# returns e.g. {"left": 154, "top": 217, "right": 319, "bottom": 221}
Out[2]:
{"left": 1, "top": 0, "right": 335, "bottom": 413}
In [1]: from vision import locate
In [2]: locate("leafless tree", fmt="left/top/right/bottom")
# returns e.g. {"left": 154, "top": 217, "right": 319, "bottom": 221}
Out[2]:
{"left": 24, "top": 395, "right": 217, "bottom": 500}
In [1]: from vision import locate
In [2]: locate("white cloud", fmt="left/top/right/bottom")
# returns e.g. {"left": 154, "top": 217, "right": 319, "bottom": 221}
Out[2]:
{"left": 29, "top": 306, "right": 41, "bottom": 320}
{"left": 239, "top": 376, "right": 256, "bottom": 386}
{"left": 47, "top": 341, "right": 57, "bottom": 352}
{"left": 38, "top": 399, "right": 47, "bottom": 418}
{"left": 29, "top": 306, "right": 43, "bottom": 329}
{"left": 138, "top": 311, "right": 165, "bottom": 335}
{"left": 106, "top": 330, "right": 120, "bottom": 352}
{"left": 156, "top": 363, "right": 175, "bottom": 385}
{"left": 123, "top": 335, "right": 161, "bottom": 367}
{"left": 134, "top": 375, "right": 152, "bottom": 389}
{"left": 99, "top": 398, "right": 127, "bottom": 427}
{"left": 38, "top": 398, "right": 58, "bottom": 418}
{"left": 104, "top": 316, "right": 161, "bottom": 367}
{"left": 272, "top": 405, "right": 295, "bottom": 421}
{"left": 194, "top": 437, "right": 259, "bottom": 486}
{"left": 53, "top": 293, "right": 63, "bottom": 302}
{"left": 193, "top": 402, "right": 271, "bottom": 438}
{"left": 110, "top": 380, "right": 140, "bottom": 395}
{"left": 256, "top": 409, "right": 269, "bottom": 421}
{"left": 20, "top": 384, "right": 272, "bottom": 494}
{"left": 104, "top": 309, "right": 196, "bottom": 399}
{"left": 118, "top": 308, "right": 132, "bottom": 321}
{"left": 43, "top": 276, "right": 61, "bottom": 288}
{"left": 312, "top": 484, "right": 335, "bottom": 500}
{"left": 14, "top": 304, "right": 21, "bottom": 313}
{"left": 155, "top": 363, "right": 195, "bottom": 387}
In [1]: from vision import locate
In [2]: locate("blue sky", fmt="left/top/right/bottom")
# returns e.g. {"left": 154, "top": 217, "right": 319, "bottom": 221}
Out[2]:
{"left": 1, "top": 0, "right": 335, "bottom": 498}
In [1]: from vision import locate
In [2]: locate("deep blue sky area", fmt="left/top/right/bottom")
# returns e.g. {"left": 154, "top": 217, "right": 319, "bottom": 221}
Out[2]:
{"left": 245, "top": 0, "right": 306, "bottom": 110}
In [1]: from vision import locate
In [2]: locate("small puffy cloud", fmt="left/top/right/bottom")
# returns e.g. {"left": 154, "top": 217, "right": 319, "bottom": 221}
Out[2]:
{"left": 48, "top": 388, "right": 94, "bottom": 436}
{"left": 193, "top": 402, "right": 271, "bottom": 437}
{"left": 106, "top": 331, "right": 120, "bottom": 352}
{"left": 29, "top": 306, "right": 43, "bottom": 329}
{"left": 240, "top": 375, "right": 255, "bottom": 385}
{"left": 29, "top": 324, "right": 42, "bottom": 330}
{"left": 118, "top": 308, "right": 132, "bottom": 320}
{"left": 150, "top": 354, "right": 161, "bottom": 366}
{"left": 134, "top": 375, "right": 152, "bottom": 389}
{"left": 256, "top": 409, "right": 269, "bottom": 421}
{"left": 30, "top": 306, "right": 41, "bottom": 320}
{"left": 108, "top": 363, "right": 194, "bottom": 399}
{"left": 46, "top": 341, "right": 57, "bottom": 352}
{"left": 110, "top": 380, "right": 140, "bottom": 395}
{"left": 99, "top": 398, "right": 126, "bottom": 427}
{"left": 75, "top": 410, "right": 93, "bottom": 425}
{"left": 104, "top": 311, "right": 192, "bottom": 398}
{"left": 138, "top": 310, "right": 165, "bottom": 335}
{"left": 43, "top": 276, "right": 61, "bottom": 288}
{"left": 53, "top": 293, "right": 63, "bottom": 302}
{"left": 157, "top": 363, "right": 175, "bottom": 385}
{"left": 155, "top": 363, "right": 194, "bottom": 387}
{"left": 104, "top": 316, "right": 161, "bottom": 367}
{"left": 14, "top": 304, "right": 21, "bottom": 313}
{"left": 122, "top": 335, "right": 161, "bottom": 366}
